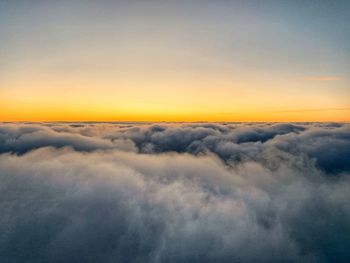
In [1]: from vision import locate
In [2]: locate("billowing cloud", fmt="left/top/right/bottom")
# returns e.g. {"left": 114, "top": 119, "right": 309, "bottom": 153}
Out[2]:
{"left": 0, "top": 123, "right": 137, "bottom": 154}
{"left": 0, "top": 122, "right": 349, "bottom": 262}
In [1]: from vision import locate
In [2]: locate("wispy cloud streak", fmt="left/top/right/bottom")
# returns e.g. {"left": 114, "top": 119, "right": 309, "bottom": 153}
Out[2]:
{"left": 304, "top": 76, "right": 342, "bottom": 81}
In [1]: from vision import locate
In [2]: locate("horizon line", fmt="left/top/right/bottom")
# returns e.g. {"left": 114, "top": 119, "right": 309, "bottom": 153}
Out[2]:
{"left": 1, "top": 120, "right": 349, "bottom": 124}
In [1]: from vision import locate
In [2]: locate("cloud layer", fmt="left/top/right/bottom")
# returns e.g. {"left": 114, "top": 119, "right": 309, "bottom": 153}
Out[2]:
{"left": 0, "top": 122, "right": 349, "bottom": 262}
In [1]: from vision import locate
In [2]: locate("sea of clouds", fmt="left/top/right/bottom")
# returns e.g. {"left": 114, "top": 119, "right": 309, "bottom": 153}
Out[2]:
{"left": 0, "top": 122, "right": 349, "bottom": 263}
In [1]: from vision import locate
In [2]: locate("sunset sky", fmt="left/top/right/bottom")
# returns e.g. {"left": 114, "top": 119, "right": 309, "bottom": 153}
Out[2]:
{"left": 1, "top": 0, "right": 349, "bottom": 122}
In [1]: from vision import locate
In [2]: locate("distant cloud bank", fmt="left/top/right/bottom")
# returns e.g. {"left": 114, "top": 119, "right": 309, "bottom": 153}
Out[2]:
{"left": 0, "top": 122, "right": 349, "bottom": 262}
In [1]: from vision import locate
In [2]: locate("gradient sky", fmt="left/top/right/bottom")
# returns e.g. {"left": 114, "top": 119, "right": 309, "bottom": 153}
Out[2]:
{"left": 1, "top": 0, "right": 349, "bottom": 121}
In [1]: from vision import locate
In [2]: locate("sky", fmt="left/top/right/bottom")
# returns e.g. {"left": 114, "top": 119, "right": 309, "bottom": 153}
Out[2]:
{"left": 1, "top": 0, "right": 349, "bottom": 122}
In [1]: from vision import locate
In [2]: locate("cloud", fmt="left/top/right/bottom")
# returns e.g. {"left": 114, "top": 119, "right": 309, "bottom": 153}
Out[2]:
{"left": 0, "top": 122, "right": 349, "bottom": 262}
{"left": 0, "top": 123, "right": 137, "bottom": 154}
{"left": 270, "top": 108, "right": 350, "bottom": 113}
{"left": 1, "top": 122, "right": 350, "bottom": 175}
{"left": 304, "top": 76, "right": 341, "bottom": 81}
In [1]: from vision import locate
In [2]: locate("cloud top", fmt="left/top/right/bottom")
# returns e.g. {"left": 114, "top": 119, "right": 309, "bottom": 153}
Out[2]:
{"left": 0, "top": 122, "right": 349, "bottom": 262}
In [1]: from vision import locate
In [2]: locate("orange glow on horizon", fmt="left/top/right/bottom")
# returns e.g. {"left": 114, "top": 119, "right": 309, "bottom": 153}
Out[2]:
{"left": 2, "top": 103, "right": 350, "bottom": 123}
{"left": 2, "top": 72, "right": 349, "bottom": 123}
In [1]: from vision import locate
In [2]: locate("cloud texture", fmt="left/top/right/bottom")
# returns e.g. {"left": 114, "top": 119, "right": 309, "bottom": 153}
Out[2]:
{"left": 0, "top": 122, "right": 349, "bottom": 262}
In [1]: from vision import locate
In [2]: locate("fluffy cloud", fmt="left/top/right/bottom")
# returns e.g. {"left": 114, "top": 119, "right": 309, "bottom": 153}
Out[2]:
{"left": 0, "top": 124, "right": 137, "bottom": 154}
{"left": 0, "top": 122, "right": 349, "bottom": 262}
